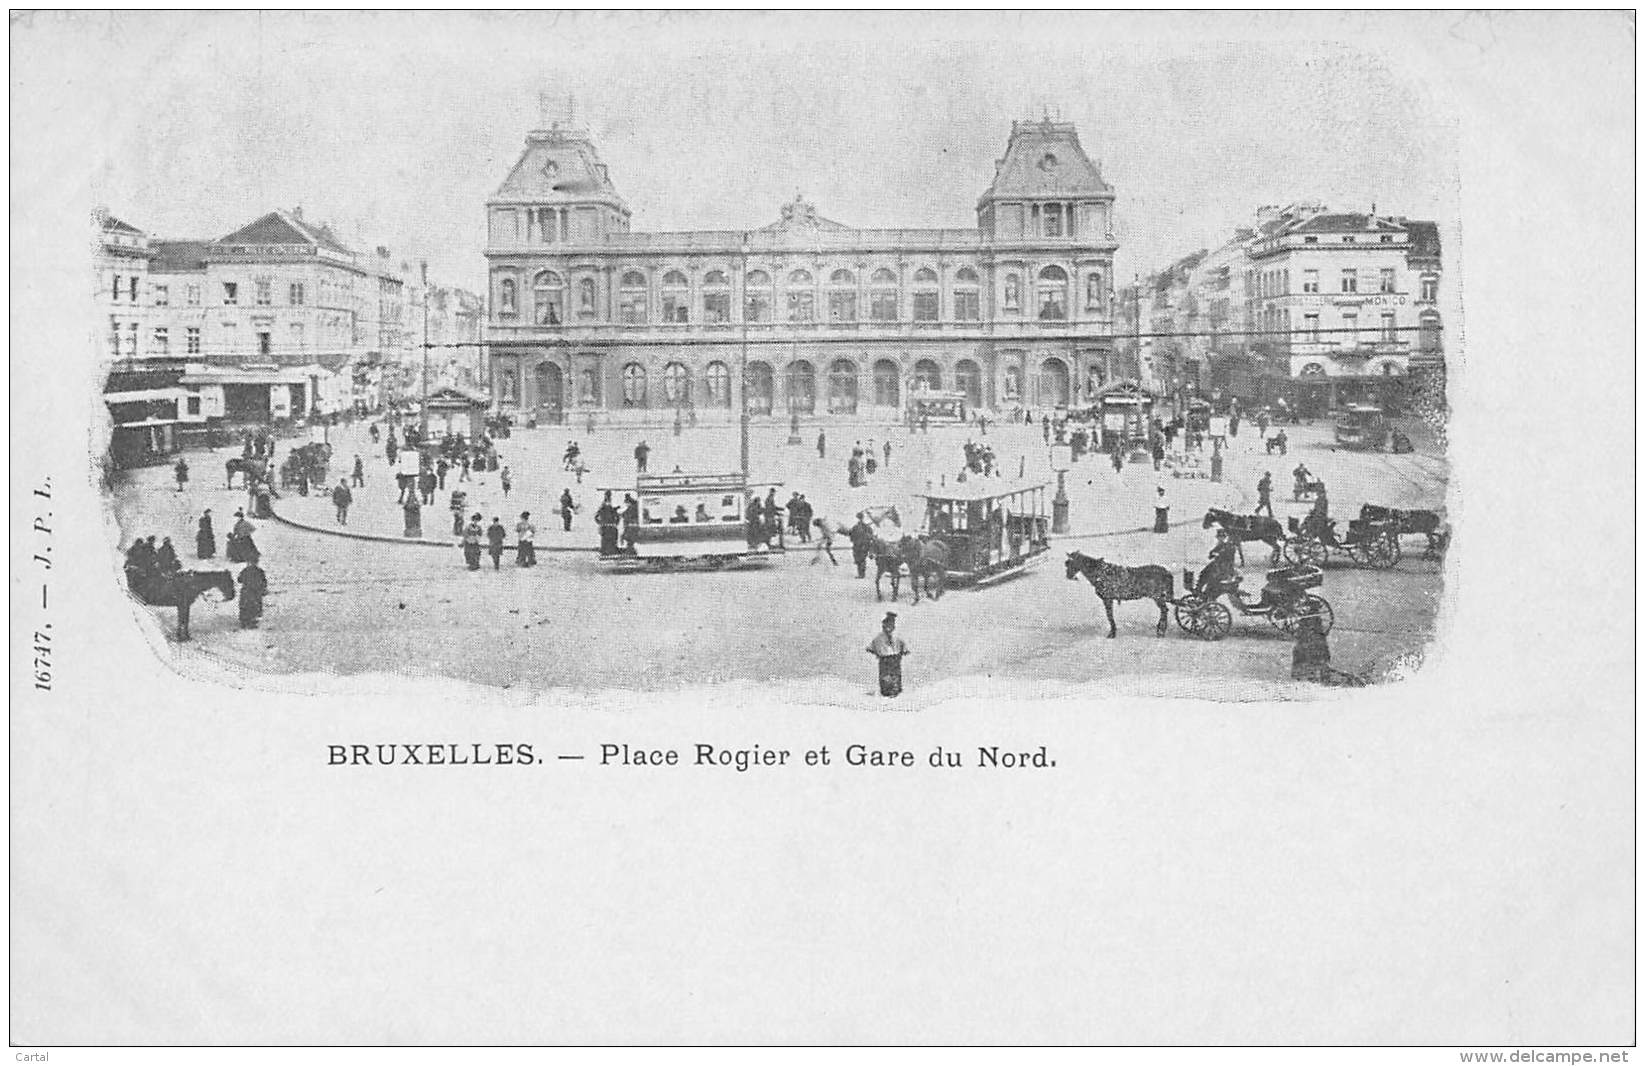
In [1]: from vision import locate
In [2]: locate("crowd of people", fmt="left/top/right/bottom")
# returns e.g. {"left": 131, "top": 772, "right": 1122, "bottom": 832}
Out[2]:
{"left": 123, "top": 505, "right": 267, "bottom": 630}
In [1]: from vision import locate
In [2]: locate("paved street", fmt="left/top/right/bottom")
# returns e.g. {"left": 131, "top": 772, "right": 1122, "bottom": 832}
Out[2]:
{"left": 110, "top": 414, "right": 1448, "bottom": 698}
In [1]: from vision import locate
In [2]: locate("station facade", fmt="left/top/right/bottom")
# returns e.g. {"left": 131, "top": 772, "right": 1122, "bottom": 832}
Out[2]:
{"left": 483, "top": 118, "right": 1119, "bottom": 423}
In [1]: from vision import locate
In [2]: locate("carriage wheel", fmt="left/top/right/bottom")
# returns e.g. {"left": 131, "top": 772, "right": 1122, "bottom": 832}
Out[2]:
{"left": 1195, "top": 602, "right": 1232, "bottom": 641}
{"left": 1369, "top": 537, "right": 1400, "bottom": 569}
{"left": 1174, "top": 600, "right": 1204, "bottom": 635}
{"left": 1282, "top": 594, "right": 1334, "bottom": 635}
{"left": 1295, "top": 540, "right": 1328, "bottom": 567}
{"left": 1281, "top": 540, "right": 1305, "bottom": 565}
{"left": 1267, "top": 601, "right": 1293, "bottom": 633}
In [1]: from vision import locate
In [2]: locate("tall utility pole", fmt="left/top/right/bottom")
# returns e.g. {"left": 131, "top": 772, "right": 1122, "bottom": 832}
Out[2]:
{"left": 738, "top": 234, "right": 750, "bottom": 479}
{"left": 419, "top": 259, "right": 430, "bottom": 435}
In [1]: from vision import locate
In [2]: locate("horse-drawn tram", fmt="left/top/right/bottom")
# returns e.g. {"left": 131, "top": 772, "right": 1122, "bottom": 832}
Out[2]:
{"left": 597, "top": 472, "right": 784, "bottom": 573}
{"left": 913, "top": 480, "right": 1052, "bottom": 590}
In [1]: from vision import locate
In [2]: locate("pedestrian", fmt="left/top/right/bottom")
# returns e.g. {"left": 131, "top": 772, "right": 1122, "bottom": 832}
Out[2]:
{"left": 621, "top": 493, "right": 640, "bottom": 553}
{"left": 227, "top": 510, "right": 258, "bottom": 562}
{"left": 174, "top": 456, "right": 189, "bottom": 492}
{"left": 369, "top": 423, "right": 381, "bottom": 445}
{"left": 746, "top": 492, "right": 766, "bottom": 548}
{"left": 559, "top": 488, "right": 576, "bottom": 533}
{"left": 848, "top": 512, "right": 874, "bottom": 578}
{"left": 420, "top": 469, "right": 437, "bottom": 506}
{"left": 332, "top": 480, "right": 353, "bottom": 525}
{"left": 436, "top": 457, "right": 449, "bottom": 489}
{"left": 866, "top": 612, "right": 910, "bottom": 699}
{"left": 351, "top": 454, "right": 365, "bottom": 487}
{"left": 459, "top": 455, "right": 471, "bottom": 482}
{"left": 195, "top": 509, "right": 216, "bottom": 559}
{"left": 402, "top": 493, "right": 422, "bottom": 538}
{"left": 793, "top": 494, "right": 812, "bottom": 542}
{"left": 486, "top": 516, "right": 507, "bottom": 570}
{"left": 1153, "top": 485, "right": 1171, "bottom": 534}
{"left": 1042, "top": 415, "right": 1051, "bottom": 443}
{"left": 1255, "top": 472, "right": 1274, "bottom": 517}
{"left": 1151, "top": 437, "right": 1165, "bottom": 472}
{"left": 155, "top": 536, "right": 180, "bottom": 575}
{"left": 817, "top": 429, "right": 827, "bottom": 460}
{"left": 811, "top": 518, "right": 838, "bottom": 565}
{"left": 500, "top": 466, "right": 512, "bottom": 498}
{"left": 764, "top": 488, "right": 784, "bottom": 547}
{"left": 786, "top": 492, "right": 805, "bottom": 540}
{"left": 236, "top": 556, "right": 267, "bottom": 629}
{"left": 1210, "top": 440, "right": 1224, "bottom": 483}
{"left": 1110, "top": 446, "right": 1124, "bottom": 476}
{"left": 883, "top": 439, "right": 892, "bottom": 470}
{"left": 462, "top": 514, "right": 484, "bottom": 570}
{"left": 296, "top": 469, "right": 309, "bottom": 497}
{"left": 516, "top": 511, "right": 537, "bottom": 567}
{"left": 1291, "top": 614, "right": 1332, "bottom": 683}
{"left": 634, "top": 439, "right": 650, "bottom": 474}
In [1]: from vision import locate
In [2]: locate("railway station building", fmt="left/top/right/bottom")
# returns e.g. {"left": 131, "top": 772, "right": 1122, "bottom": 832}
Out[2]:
{"left": 483, "top": 117, "right": 1120, "bottom": 425}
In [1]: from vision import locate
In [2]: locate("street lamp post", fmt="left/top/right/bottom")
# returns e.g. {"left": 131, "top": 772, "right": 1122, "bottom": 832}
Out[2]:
{"left": 419, "top": 259, "right": 430, "bottom": 437}
{"left": 739, "top": 237, "right": 750, "bottom": 479}
{"left": 1050, "top": 442, "right": 1072, "bottom": 534}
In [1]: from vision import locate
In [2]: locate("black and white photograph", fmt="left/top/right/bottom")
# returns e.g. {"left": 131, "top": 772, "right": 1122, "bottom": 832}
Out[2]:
{"left": 9, "top": 9, "right": 1634, "bottom": 1053}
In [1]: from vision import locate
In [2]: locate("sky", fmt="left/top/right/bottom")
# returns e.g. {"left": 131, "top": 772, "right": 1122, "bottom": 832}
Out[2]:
{"left": 22, "top": 10, "right": 1461, "bottom": 291}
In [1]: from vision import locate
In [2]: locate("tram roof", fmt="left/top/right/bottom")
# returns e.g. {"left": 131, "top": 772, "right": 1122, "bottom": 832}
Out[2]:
{"left": 598, "top": 472, "right": 782, "bottom": 494}
{"left": 914, "top": 478, "right": 1049, "bottom": 503}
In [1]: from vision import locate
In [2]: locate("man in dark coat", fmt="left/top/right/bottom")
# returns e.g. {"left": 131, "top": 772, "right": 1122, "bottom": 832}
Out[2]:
{"left": 634, "top": 439, "right": 650, "bottom": 474}
{"left": 436, "top": 457, "right": 449, "bottom": 488}
{"left": 1255, "top": 472, "right": 1274, "bottom": 517}
{"left": 351, "top": 455, "right": 365, "bottom": 487}
{"left": 195, "top": 510, "right": 216, "bottom": 559}
{"left": 746, "top": 494, "right": 765, "bottom": 548}
{"left": 763, "top": 489, "right": 783, "bottom": 547}
{"left": 595, "top": 492, "right": 622, "bottom": 556}
{"left": 174, "top": 457, "right": 189, "bottom": 492}
{"left": 621, "top": 494, "right": 640, "bottom": 553}
{"left": 403, "top": 493, "right": 422, "bottom": 538}
{"left": 559, "top": 489, "right": 576, "bottom": 532}
{"left": 155, "top": 536, "right": 180, "bottom": 575}
{"left": 332, "top": 481, "right": 353, "bottom": 525}
{"left": 419, "top": 469, "right": 437, "bottom": 506}
{"left": 817, "top": 430, "right": 826, "bottom": 459}
{"left": 237, "top": 558, "right": 267, "bottom": 629}
{"left": 848, "top": 513, "right": 875, "bottom": 578}
{"left": 486, "top": 517, "right": 507, "bottom": 570}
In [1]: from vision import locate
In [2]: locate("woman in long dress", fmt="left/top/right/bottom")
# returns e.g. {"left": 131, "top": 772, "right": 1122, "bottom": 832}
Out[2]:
{"left": 195, "top": 510, "right": 216, "bottom": 559}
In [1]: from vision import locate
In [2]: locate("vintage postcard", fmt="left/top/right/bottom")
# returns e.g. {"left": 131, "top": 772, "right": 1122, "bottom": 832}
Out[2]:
{"left": 9, "top": 9, "right": 1633, "bottom": 1051}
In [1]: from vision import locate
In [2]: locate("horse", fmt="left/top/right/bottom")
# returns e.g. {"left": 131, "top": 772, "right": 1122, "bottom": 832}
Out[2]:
{"left": 1358, "top": 504, "right": 1445, "bottom": 557}
{"left": 132, "top": 569, "right": 236, "bottom": 641}
{"left": 225, "top": 456, "right": 266, "bottom": 489}
{"left": 871, "top": 536, "right": 905, "bottom": 602}
{"left": 1203, "top": 508, "right": 1286, "bottom": 565}
{"left": 898, "top": 534, "right": 950, "bottom": 604}
{"left": 1064, "top": 551, "right": 1174, "bottom": 637}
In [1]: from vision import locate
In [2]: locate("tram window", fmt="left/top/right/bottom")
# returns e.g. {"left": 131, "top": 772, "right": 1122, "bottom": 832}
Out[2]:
{"left": 642, "top": 499, "right": 665, "bottom": 524}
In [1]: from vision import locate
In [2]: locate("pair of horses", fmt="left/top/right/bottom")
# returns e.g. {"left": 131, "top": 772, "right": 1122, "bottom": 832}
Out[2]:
{"left": 873, "top": 535, "right": 950, "bottom": 605}
{"left": 130, "top": 569, "right": 236, "bottom": 641}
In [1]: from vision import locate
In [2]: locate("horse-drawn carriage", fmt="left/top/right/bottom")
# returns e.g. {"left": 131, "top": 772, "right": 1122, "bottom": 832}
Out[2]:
{"left": 1359, "top": 503, "right": 1448, "bottom": 561}
{"left": 1174, "top": 562, "right": 1332, "bottom": 642}
{"left": 596, "top": 472, "right": 784, "bottom": 573}
{"left": 1283, "top": 515, "right": 1401, "bottom": 569}
{"left": 280, "top": 442, "right": 333, "bottom": 490}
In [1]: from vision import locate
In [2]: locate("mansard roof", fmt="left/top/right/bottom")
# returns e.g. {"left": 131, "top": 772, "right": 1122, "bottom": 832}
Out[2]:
{"left": 151, "top": 239, "right": 213, "bottom": 274}
{"left": 217, "top": 210, "right": 355, "bottom": 254}
{"left": 1286, "top": 213, "right": 1407, "bottom": 234}
{"left": 980, "top": 119, "right": 1112, "bottom": 205}
{"left": 101, "top": 214, "right": 144, "bottom": 235}
{"left": 490, "top": 125, "right": 629, "bottom": 213}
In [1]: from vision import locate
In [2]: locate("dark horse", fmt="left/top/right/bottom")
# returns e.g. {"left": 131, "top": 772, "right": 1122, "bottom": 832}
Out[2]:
{"left": 225, "top": 456, "right": 267, "bottom": 489}
{"left": 1064, "top": 551, "right": 1174, "bottom": 637}
{"left": 1358, "top": 504, "right": 1446, "bottom": 558}
{"left": 898, "top": 535, "right": 950, "bottom": 605}
{"left": 132, "top": 569, "right": 236, "bottom": 641}
{"left": 872, "top": 536, "right": 906, "bottom": 603}
{"left": 1203, "top": 508, "right": 1286, "bottom": 565}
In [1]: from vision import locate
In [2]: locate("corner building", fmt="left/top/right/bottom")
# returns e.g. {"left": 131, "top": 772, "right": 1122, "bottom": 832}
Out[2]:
{"left": 484, "top": 119, "right": 1118, "bottom": 424}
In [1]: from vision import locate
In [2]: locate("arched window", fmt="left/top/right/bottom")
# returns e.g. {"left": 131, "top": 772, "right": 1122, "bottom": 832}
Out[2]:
{"left": 1003, "top": 272, "right": 1022, "bottom": 313}
{"left": 622, "top": 363, "right": 647, "bottom": 407}
{"left": 619, "top": 270, "right": 648, "bottom": 324}
{"left": 533, "top": 271, "right": 564, "bottom": 326}
{"left": 745, "top": 270, "right": 772, "bottom": 322}
{"left": 1037, "top": 266, "right": 1068, "bottom": 321}
{"left": 787, "top": 269, "right": 814, "bottom": 322}
{"left": 827, "top": 269, "right": 857, "bottom": 322}
{"left": 703, "top": 270, "right": 730, "bottom": 323}
{"left": 747, "top": 360, "right": 774, "bottom": 415}
{"left": 705, "top": 361, "right": 731, "bottom": 407}
{"left": 1038, "top": 357, "right": 1070, "bottom": 406}
{"left": 828, "top": 359, "right": 858, "bottom": 414}
{"left": 1084, "top": 271, "right": 1105, "bottom": 311}
{"left": 661, "top": 271, "right": 690, "bottom": 323}
{"left": 912, "top": 267, "right": 939, "bottom": 322}
{"left": 786, "top": 360, "right": 816, "bottom": 414}
{"left": 953, "top": 267, "right": 980, "bottom": 321}
{"left": 498, "top": 277, "right": 517, "bottom": 315}
{"left": 873, "top": 360, "right": 900, "bottom": 408}
{"left": 913, "top": 358, "right": 942, "bottom": 392}
{"left": 955, "top": 359, "right": 982, "bottom": 408}
{"left": 663, "top": 361, "right": 690, "bottom": 404}
{"left": 869, "top": 268, "right": 899, "bottom": 322}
